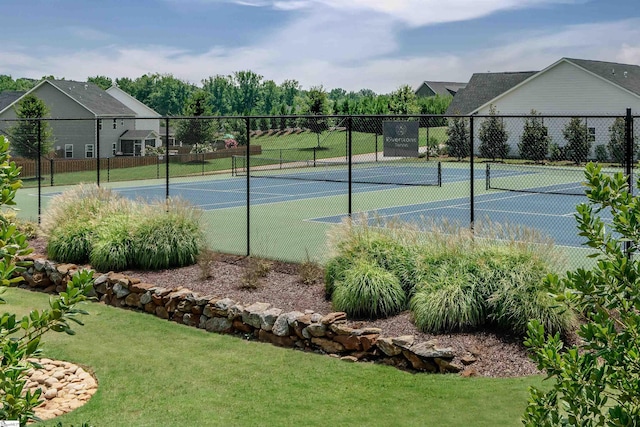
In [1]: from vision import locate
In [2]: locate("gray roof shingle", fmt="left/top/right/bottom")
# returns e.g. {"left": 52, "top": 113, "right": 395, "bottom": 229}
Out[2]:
{"left": 48, "top": 80, "right": 136, "bottom": 117}
{"left": 565, "top": 58, "right": 640, "bottom": 97}
{"left": 0, "top": 91, "right": 26, "bottom": 112}
{"left": 421, "top": 81, "right": 467, "bottom": 97}
{"left": 446, "top": 71, "right": 537, "bottom": 115}
{"left": 120, "top": 130, "right": 159, "bottom": 139}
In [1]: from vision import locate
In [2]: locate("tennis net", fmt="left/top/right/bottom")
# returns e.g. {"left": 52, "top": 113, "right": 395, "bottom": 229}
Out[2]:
{"left": 485, "top": 163, "right": 629, "bottom": 196}
{"left": 232, "top": 155, "right": 442, "bottom": 187}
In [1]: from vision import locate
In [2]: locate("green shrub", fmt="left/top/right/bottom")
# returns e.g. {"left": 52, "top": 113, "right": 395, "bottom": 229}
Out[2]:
{"left": 89, "top": 213, "right": 135, "bottom": 272}
{"left": 323, "top": 255, "right": 353, "bottom": 298}
{"left": 132, "top": 200, "right": 203, "bottom": 270}
{"left": 46, "top": 222, "right": 94, "bottom": 264}
{"left": 523, "top": 163, "right": 640, "bottom": 425}
{"left": 486, "top": 263, "right": 574, "bottom": 336}
{"left": 411, "top": 263, "right": 484, "bottom": 333}
{"left": 332, "top": 258, "right": 405, "bottom": 319}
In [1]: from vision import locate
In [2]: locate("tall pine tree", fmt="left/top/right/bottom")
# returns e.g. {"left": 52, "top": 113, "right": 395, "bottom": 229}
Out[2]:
{"left": 9, "top": 94, "right": 54, "bottom": 160}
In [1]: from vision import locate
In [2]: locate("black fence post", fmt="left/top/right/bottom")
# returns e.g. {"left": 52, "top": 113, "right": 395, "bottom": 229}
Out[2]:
{"left": 348, "top": 115, "right": 353, "bottom": 218}
{"left": 37, "top": 120, "right": 41, "bottom": 223}
{"left": 165, "top": 118, "right": 170, "bottom": 200}
{"left": 246, "top": 117, "right": 251, "bottom": 256}
{"left": 625, "top": 108, "right": 633, "bottom": 258}
{"left": 96, "top": 118, "right": 100, "bottom": 186}
{"left": 469, "top": 116, "right": 475, "bottom": 230}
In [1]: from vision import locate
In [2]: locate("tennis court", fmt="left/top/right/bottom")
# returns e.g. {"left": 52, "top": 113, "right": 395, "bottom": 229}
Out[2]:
{"left": 28, "top": 161, "right": 601, "bottom": 262}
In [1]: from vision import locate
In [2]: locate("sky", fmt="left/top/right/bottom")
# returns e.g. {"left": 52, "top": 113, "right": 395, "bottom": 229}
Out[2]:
{"left": 2, "top": 0, "right": 640, "bottom": 94}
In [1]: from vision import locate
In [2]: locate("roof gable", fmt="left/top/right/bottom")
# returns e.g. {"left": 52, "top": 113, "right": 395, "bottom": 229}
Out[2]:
{"left": 47, "top": 80, "right": 136, "bottom": 117}
{"left": 564, "top": 58, "right": 640, "bottom": 97}
{"left": 106, "top": 86, "right": 161, "bottom": 117}
{"left": 446, "top": 71, "right": 536, "bottom": 115}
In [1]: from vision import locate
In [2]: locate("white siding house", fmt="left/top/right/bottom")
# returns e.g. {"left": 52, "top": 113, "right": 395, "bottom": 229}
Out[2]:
{"left": 106, "top": 86, "right": 162, "bottom": 143}
{"left": 447, "top": 58, "right": 640, "bottom": 157}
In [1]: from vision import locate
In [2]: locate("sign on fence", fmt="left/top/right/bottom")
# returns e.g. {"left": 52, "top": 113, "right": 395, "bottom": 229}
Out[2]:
{"left": 383, "top": 120, "right": 419, "bottom": 157}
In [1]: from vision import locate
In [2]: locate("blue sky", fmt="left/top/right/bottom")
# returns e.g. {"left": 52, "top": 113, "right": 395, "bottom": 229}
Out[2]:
{"left": 2, "top": 0, "right": 640, "bottom": 93}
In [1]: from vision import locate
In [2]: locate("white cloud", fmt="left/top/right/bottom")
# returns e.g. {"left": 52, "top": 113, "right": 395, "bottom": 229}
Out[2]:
{"left": 66, "top": 26, "right": 113, "bottom": 41}
{"left": 245, "top": 0, "right": 581, "bottom": 27}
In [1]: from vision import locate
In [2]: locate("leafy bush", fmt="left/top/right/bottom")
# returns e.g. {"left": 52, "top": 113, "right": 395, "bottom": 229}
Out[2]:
{"left": 332, "top": 258, "right": 405, "bottom": 319}
{"left": 323, "top": 255, "right": 352, "bottom": 299}
{"left": 46, "top": 222, "right": 95, "bottom": 264}
{"left": 523, "top": 163, "right": 640, "bottom": 425}
{"left": 0, "top": 135, "right": 93, "bottom": 425}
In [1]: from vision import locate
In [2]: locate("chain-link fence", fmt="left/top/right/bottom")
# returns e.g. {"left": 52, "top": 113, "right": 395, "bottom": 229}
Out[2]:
{"left": 1, "top": 112, "right": 636, "bottom": 267}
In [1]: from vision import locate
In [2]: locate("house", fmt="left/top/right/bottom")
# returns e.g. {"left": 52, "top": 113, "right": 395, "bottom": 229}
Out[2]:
{"left": 0, "top": 80, "right": 161, "bottom": 159}
{"left": 415, "top": 81, "right": 466, "bottom": 98}
{"left": 446, "top": 58, "right": 640, "bottom": 156}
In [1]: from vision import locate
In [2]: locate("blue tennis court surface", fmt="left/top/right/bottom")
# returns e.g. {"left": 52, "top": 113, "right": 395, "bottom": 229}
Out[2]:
{"left": 104, "top": 164, "right": 594, "bottom": 248}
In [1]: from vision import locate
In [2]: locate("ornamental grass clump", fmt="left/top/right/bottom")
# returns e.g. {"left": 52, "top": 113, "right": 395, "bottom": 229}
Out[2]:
{"left": 325, "top": 215, "right": 573, "bottom": 335}
{"left": 41, "top": 185, "right": 204, "bottom": 271}
{"left": 132, "top": 199, "right": 203, "bottom": 270}
{"left": 332, "top": 258, "right": 405, "bottom": 319}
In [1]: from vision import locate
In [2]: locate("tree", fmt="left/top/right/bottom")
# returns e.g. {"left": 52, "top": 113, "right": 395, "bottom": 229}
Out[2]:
{"left": 303, "top": 86, "right": 330, "bottom": 147}
{"left": 281, "top": 79, "right": 301, "bottom": 107}
{"left": 607, "top": 117, "right": 638, "bottom": 166}
{"left": 202, "top": 74, "right": 233, "bottom": 116}
{"left": 478, "top": 105, "right": 509, "bottom": 161}
{"left": 175, "top": 90, "right": 214, "bottom": 148}
{"left": 9, "top": 94, "right": 54, "bottom": 160}
{"left": 388, "top": 85, "right": 419, "bottom": 115}
{"left": 523, "top": 162, "right": 640, "bottom": 426}
{"left": 518, "top": 110, "right": 551, "bottom": 163}
{"left": 446, "top": 116, "right": 470, "bottom": 161}
{"left": 0, "top": 135, "right": 93, "bottom": 425}
{"left": 562, "top": 117, "right": 591, "bottom": 164}
{"left": 87, "top": 75, "right": 113, "bottom": 90}
{"left": 231, "top": 70, "right": 262, "bottom": 115}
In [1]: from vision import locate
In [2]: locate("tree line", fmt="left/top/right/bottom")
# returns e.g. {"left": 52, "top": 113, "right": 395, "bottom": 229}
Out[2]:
{"left": 0, "top": 72, "right": 451, "bottom": 119}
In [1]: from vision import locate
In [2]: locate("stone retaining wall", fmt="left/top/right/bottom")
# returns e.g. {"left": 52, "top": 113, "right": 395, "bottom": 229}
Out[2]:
{"left": 19, "top": 257, "right": 467, "bottom": 374}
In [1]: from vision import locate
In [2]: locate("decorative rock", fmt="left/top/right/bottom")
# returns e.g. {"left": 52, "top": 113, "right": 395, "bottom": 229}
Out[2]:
{"left": 351, "top": 327, "right": 382, "bottom": 336}
{"left": 259, "top": 307, "right": 283, "bottom": 332}
{"left": 112, "top": 282, "right": 130, "bottom": 299}
{"left": 242, "top": 302, "right": 271, "bottom": 328}
{"left": 392, "top": 335, "right": 415, "bottom": 349}
{"left": 377, "top": 337, "right": 402, "bottom": 356}
{"left": 272, "top": 312, "right": 297, "bottom": 337}
{"left": 311, "top": 337, "right": 345, "bottom": 353}
{"left": 434, "top": 358, "right": 461, "bottom": 373}
{"left": 329, "top": 323, "right": 354, "bottom": 335}
{"left": 155, "top": 306, "right": 169, "bottom": 319}
{"left": 25, "top": 358, "right": 98, "bottom": 422}
{"left": 333, "top": 334, "right": 362, "bottom": 351}
{"left": 205, "top": 317, "right": 233, "bottom": 333}
{"left": 411, "top": 342, "right": 454, "bottom": 359}
{"left": 140, "top": 292, "right": 153, "bottom": 305}
{"left": 228, "top": 303, "right": 244, "bottom": 320}
{"left": 402, "top": 350, "right": 438, "bottom": 372}
{"left": 306, "top": 323, "right": 327, "bottom": 337}
{"left": 340, "top": 355, "right": 358, "bottom": 363}
{"left": 258, "top": 330, "right": 295, "bottom": 347}
{"left": 460, "top": 354, "right": 477, "bottom": 365}
{"left": 320, "top": 312, "right": 347, "bottom": 324}
{"left": 359, "top": 334, "right": 378, "bottom": 352}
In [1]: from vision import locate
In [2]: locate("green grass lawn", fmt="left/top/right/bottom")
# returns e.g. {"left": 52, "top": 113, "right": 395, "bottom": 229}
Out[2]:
{"left": 4, "top": 287, "right": 542, "bottom": 427}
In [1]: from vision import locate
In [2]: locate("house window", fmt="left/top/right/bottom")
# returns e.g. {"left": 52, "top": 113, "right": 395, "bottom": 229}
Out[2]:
{"left": 85, "top": 144, "right": 94, "bottom": 158}
{"left": 113, "top": 119, "right": 117, "bottom": 129}
{"left": 64, "top": 144, "right": 73, "bottom": 158}
{"left": 588, "top": 127, "right": 596, "bottom": 142}
{"left": 98, "top": 119, "right": 102, "bottom": 131}
{"left": 112, "top": 143, "right": 117, "bottom": 156}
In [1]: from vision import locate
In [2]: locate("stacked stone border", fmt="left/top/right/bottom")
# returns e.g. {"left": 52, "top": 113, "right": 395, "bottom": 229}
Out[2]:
{"left": 19, "top": 257, "right": 476, "bottom": 374}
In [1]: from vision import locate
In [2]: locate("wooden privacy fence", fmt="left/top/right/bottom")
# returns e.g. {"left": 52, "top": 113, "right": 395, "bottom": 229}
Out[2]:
{"left": 13, "top": 146, "right": 261, "bottom": 177}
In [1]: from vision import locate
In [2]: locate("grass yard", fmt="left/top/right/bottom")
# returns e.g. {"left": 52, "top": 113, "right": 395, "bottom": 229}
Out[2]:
{"left": 4, "top": 287, "right": 542, "bottom": 427}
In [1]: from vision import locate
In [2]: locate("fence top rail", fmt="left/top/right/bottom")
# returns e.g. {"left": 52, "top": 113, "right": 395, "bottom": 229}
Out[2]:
{"left": 1, "top": 113, "right": 637, "bottom": 123}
